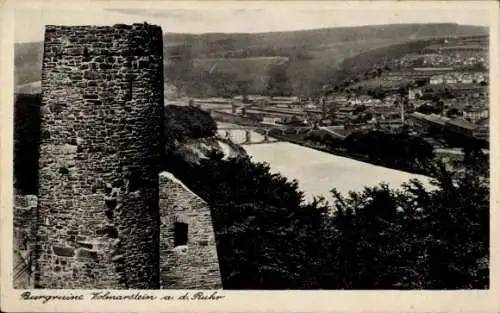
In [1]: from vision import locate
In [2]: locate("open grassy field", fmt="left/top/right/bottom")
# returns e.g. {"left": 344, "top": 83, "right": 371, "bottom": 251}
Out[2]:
{"left": 350, "top": 77, "right": 413, "bottom": 91}
{"left": 191, "top": 56, "right": 289, "bottom": 92}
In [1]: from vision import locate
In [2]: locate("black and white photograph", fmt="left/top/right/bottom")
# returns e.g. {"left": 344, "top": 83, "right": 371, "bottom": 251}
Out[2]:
{"left": 2, "top": 0, "right": 499, "bottom": 311}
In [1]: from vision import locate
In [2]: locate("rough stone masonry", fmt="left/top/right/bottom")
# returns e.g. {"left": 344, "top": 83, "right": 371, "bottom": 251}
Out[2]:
{"left": 159, "top": 172, "right": 222, "bottom": 289}
{"left": 33, "top": 23, "right": 222, "bottom": 289}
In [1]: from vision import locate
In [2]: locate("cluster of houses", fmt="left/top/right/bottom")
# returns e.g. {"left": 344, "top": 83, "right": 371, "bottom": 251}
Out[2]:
{"left": 429, "top": 72, "right": 488, "bottom": 85}
{"left": 232, "top": 95, "right": 301, "bottom": 106}
{"left": 394, "top": 51, "right": 487, "bottom": 69}
{"left": 407, "top": 111, "right": 489, "bottom": 142}
{"left": 326, "top": 94, "right": 400, "bottom": 108}
{"left": 383, "top": 67, "right": 455, "bottom": 80}
{"left": 462, "top": 106, "right": 489, "bottom": 123}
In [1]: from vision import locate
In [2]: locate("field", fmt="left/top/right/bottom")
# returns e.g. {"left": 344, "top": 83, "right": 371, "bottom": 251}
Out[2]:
{"left": 350, "top": 77, "right": 413, "bottom": 90}
{"left": 191, "top": 57, "right": 289, "bottom": 92}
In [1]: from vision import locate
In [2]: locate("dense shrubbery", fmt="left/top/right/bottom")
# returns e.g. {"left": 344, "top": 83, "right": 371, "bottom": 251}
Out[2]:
{"left": 163, "top": 105, "right": 217, "bottom": 145}
{"left": 304, "top": 130, "right": 344, "bottom": 149}
{"left": 343, "top": 130, "right": 435, "bottom": 173}
{"left": 165, "top": 149, "right": 489, "bottom": 289}
{"left": 327, "top": 164, "right": 488, "bottom": 289}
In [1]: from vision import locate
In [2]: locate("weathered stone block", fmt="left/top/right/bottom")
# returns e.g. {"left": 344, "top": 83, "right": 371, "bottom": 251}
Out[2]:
{"left": 99, "top": 63, "right": 112, "bottom": 70}
{"left": 53, "top": 246, "right": 75, "bottom": 257}
{"left": 84, "top": 71, "right": 102, "bottom": 80}
{"left": 76, "top": 249, "right": 98, "bottom": 260}
{"left": 76, "top": 241, "right": 93, "bottom": 249}
{"left": 96, "top": 225, "right": 119, "bottom": 238}
{"left": 67, "top": 47, "right": 84, "bottom": 56}
{"left": 69, "top": 72, "right": 83, "bottom": 80}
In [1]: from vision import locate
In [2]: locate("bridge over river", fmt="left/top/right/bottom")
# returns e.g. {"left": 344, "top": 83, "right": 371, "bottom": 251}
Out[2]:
{"left": 216, "top": 123, "right": 311, "bottom": 145}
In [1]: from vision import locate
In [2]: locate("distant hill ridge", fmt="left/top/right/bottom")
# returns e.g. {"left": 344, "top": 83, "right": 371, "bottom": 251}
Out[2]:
{"left": 15, "top": 23, "right": 488, "bottom": 96}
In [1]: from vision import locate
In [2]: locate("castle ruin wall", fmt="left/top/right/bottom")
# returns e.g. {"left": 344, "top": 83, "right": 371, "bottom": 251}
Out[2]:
{"left": 36, "top": 23, "right": 164, "bottom": 289}
{"left": 159, "top": 171, "right": 223, "bottom": 289}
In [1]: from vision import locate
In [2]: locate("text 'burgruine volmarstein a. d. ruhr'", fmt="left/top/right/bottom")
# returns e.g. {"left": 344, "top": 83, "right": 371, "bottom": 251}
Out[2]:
{"left": 13, "top": 23, "right": 222, "bottom": 289}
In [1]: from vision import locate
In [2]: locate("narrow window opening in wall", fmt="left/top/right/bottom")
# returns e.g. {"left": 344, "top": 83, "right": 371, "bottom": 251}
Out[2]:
{"left": 174, "top": 222, "right": 188, "bottom": 247}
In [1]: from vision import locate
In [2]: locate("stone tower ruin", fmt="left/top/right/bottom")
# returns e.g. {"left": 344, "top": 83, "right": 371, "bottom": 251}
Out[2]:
{"left": 36, "top": 23, "right": 164, "bottom": 289}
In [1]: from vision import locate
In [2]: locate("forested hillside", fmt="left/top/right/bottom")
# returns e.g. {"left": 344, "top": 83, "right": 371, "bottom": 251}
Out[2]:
{"left": 15, "top": 23, "right": 487, "bottom": 96}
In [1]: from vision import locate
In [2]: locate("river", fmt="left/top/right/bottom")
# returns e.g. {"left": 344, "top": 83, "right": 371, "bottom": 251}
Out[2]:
{"left": 217, "top": 122, "right": 435, "bottom": 202}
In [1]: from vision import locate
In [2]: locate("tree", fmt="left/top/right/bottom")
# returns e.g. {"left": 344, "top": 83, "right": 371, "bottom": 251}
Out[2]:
{"left": 327, "top": 162, "right": 488, "bottom": 289}
{"left": 416, "top": 104, "right": 440, "bottom": 115}
{"left": 434, "top": 100, "right": 445, "bottom": 114}
{"left": 343, "top": 130, "right": 434, "bottom": 173}
{"left": 369, "top": 86, "right": 386, "bottom": 100}
{"left": 166, "top": 43, "right": 194, "bottom": 83}
{"left": 398, "top": 85, "right": 409, "bottom": 96}
{"left": 163, "top": 105, "right": 217, "bottom": 151}
{"left": 209, "top": 71, "right": 239, "bottom": 97}
{"left": 265, "top": 64, "right": 293, "bottom": 97}
{"left": 415, "top": 78, "right": 428, "bottom": 87}
{"left": 446, "top": 108, "right": 460, "bottom": 118}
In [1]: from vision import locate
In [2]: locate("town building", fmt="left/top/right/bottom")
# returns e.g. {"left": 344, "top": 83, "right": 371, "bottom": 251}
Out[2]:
{"left": 463, "top": 107, "right": 489, "bottom": 123}
{"left": 407, "top": 112, "right": 448, "bottom": 134}
{"left": 430, "top": 76, "right": 444, "bottom": 85}
{"left": 408, "top": 88, "right": 423, "bottom": 100}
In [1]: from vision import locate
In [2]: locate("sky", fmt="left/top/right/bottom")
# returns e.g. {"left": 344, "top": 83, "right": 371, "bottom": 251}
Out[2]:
{"left": 12, "top": 1, "right": 493, "bottom": 43}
